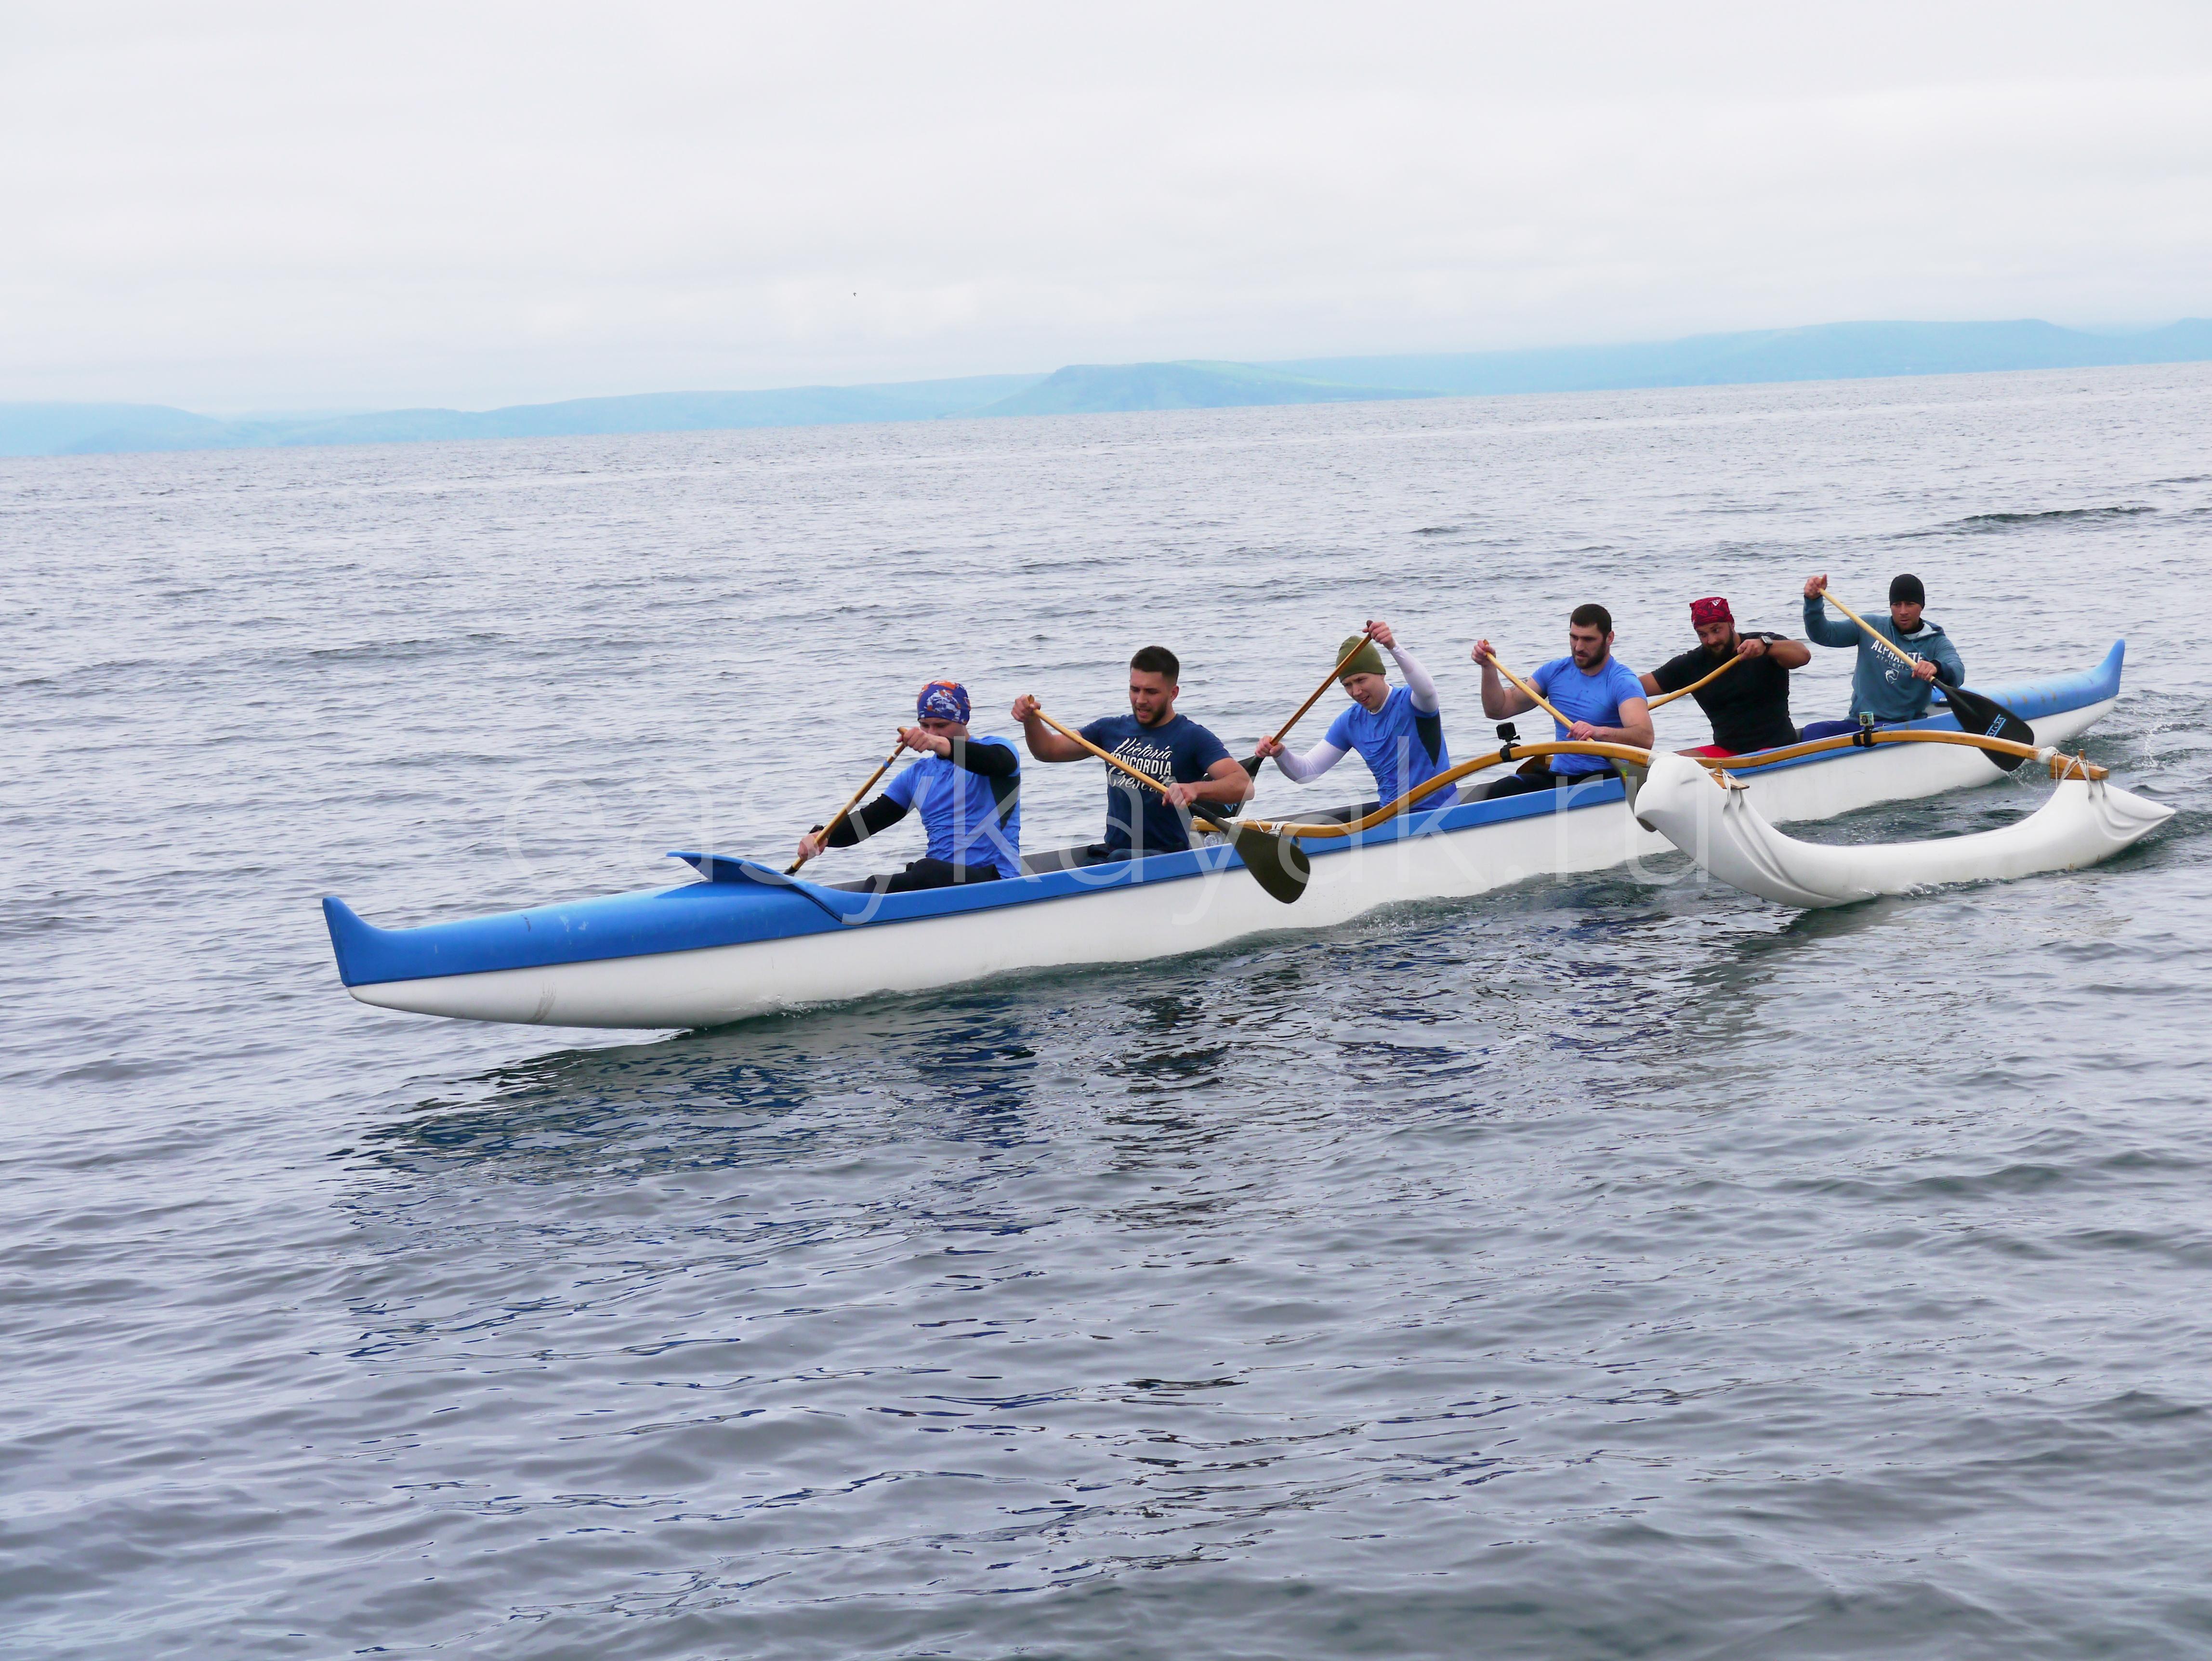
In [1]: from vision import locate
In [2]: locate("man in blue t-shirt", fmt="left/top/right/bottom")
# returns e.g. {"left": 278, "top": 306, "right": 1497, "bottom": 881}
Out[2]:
{"left": 1470, "top": 603, "right": 1653, "bottom": 798}
{"left": 1013, "top": 645, "right": 1252, "bottom": 861}
{"left": 795, "top": 679, "right": 1022, "bottom": 890}
{"left": 1252, "top": 618, "right": 1451, "bottom": 813}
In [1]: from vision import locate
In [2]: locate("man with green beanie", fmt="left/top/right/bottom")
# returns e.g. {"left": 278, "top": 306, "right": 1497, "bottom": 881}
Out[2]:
{"left": 1800, "top": 571, "right": 1966, "bottom": 735}
{"left": 1254, "top": 618, "right": 1450, "bottom": 812}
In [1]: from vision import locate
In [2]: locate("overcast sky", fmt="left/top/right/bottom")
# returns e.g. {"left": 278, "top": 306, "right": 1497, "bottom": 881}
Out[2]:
{"left": 5, "top": 1, "right": 2211, "bottom": 411}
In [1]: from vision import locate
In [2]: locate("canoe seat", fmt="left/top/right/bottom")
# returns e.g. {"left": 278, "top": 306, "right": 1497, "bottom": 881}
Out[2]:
{"left": 1020, "top": 844, "right": 1099, "bottom": 875}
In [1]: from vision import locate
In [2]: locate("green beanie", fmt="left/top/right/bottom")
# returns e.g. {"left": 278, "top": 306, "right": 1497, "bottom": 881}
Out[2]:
{"left": 1337, "top": 634, "right": 1386, "bottom": 680}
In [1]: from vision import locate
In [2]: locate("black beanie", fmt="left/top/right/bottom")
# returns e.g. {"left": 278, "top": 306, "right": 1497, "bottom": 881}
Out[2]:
{"left": 1890, "top": 572, "right": 1926, "bottom": 605}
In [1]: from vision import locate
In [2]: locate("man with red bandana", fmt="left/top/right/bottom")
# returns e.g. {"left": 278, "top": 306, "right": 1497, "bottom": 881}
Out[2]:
{"left": 1638, "top": 597, "right": 1810, "bottom": 758}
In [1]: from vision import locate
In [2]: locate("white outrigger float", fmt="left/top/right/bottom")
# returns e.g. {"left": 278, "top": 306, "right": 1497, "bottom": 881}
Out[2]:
{"left": 323, "top": 644, "right": 2159, "bottom": 1030}
{"left": 1633, "top": 746, "right": 2172, "bottom": 909}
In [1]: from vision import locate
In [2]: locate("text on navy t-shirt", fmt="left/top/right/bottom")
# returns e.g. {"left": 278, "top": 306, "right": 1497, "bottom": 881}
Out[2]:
{"left": 1077, "top": 712, "right": 1233, "bottom": 855}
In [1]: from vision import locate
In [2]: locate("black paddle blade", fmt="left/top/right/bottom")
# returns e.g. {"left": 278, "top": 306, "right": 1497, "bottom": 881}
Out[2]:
{"left": 1229, "top": 824, "right": 1312, "bottom": 904}
{"left": 1937, "top": 681, "right": 2035, "bottom": 772}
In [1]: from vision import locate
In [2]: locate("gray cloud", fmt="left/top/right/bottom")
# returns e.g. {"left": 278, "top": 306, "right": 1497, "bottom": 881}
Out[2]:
{"left": 4, "top": 0, "right": 2210, "bottom": 408}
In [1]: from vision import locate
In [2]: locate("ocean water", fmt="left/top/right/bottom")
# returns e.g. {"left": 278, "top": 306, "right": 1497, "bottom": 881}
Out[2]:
{"left": 3, "top": 365, "right": 2209, "bottom": 1660}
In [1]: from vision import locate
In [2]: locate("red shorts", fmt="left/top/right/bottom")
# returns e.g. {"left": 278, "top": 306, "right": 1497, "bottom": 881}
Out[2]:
{"left": 1682, "top": 744, "right": 1737, "bottom": 758}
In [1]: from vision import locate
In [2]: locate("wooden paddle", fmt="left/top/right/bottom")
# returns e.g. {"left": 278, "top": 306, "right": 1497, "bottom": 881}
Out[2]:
{"left": 1476, "top": 647, "right": 1576, "bottom": 728}
{"left": 1814, "top": 586, "right": 2034, "bottom": 771}
{"left": 1243, "top": 739, "right": 1653, "bottom": 839}
{"left": 1671, "top": 726, "right": 2087, "bottom": 778}
{"left": 1028, "top": 706, "right": 1311, "bottom": 904}
{"left": 1648, "top": 649, "right": 1747, "bottom": 709}
{"left": 787, "top": 737, "right": 907, "bottom": 874}
{"left": 1238, "top": 627, "right": 1379, "bottom": 777}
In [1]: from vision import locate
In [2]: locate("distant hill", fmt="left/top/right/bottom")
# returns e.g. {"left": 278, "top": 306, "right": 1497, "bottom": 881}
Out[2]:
{"left": 0, "top": 401, "right": 230, "bottom": 456}
{"left": 974, "top": 360, "right": 1434, "bottom": 416}
{"left": 0, "top": 374, "right": 1046, "bottom": 458}
{"left": 7, "top": 319, "right": 2210, "bottom": 458}
{"left": 1268, "top": 318, "right": 2212, "bottom": 397}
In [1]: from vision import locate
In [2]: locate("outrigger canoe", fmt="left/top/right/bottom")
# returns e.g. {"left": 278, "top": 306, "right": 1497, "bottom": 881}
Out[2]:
{"left": 324, "top": 644, "right": 2129, "bottom": 1029}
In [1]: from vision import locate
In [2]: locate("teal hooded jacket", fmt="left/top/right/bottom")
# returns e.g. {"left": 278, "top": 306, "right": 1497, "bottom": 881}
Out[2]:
{"left": 1804, "top": 596, "right": 1966, "bottom": 722}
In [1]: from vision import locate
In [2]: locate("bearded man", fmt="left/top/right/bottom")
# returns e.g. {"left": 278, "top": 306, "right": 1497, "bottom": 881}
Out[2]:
{"left": 1639, "top": 596, "right": 1809, "bottom": 757}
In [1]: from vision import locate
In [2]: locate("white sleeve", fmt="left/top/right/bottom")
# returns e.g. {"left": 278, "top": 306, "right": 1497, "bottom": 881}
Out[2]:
{"left": 1390, "top": 644, "right": 1441, "bottom": 713}
{"left": 1273, "top": 738, "right": 1347, "bottom": 783}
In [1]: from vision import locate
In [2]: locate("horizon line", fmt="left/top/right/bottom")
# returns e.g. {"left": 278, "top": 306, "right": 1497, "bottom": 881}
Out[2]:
{"left": 4, "top": 314, "right": 2209, "bottom": 459}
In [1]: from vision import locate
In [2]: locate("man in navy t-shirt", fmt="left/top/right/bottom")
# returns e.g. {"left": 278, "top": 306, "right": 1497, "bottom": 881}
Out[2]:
{"left": 1470, "top": 603, "right": 1654, "bottom": 798}
{"left": 795, "top": 679, "right": 1022, "bottom": 890}
{"left": 1013, "top": 645, "right": 1252, "bottom": 860}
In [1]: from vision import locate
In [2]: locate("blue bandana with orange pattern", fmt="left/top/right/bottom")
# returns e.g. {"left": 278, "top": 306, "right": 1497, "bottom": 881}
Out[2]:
{"left": 916, "top": 680, "right": 970, "bottom": 724}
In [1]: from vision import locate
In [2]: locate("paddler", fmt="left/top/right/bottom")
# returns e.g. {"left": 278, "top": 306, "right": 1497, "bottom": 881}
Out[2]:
{"left": 1638, "top": 595, "right": 1810, "bottom": 757}
{"left": 794, "top": 680, "right": 1022, "bottom": 891}
{"left": 1013, "top": 645, "right": 1253, "bottom": 864}
{"left": 1252, "top": 618, "right": 1450, "bottom": 812}
{"left": 1799, "top": 572, "right": 1966, "bottom": 738}
{"left": 1469, "top": 604, "right": 1653, "bottom": 797}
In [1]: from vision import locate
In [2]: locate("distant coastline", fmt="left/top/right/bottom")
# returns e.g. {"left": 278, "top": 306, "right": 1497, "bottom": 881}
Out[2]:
{"left": 6, "top": 316, "right": 2209, "bottom": 459}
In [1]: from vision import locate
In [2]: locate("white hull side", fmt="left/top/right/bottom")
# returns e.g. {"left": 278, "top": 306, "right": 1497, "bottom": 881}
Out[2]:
{"left": 351, "top": 796, "right": 1658, "bottom": 1028}
{"left": 350, "top": 699, "right": 2116, "bottom": 1028}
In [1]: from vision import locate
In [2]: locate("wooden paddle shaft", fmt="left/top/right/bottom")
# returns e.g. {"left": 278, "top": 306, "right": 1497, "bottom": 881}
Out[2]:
{"left": 1815, "top": 587, "right": 1923, "bottom": 671}
{"left": 1648, "top": 648, "right": 1747, "bottom": 709}
{"left": 1481, "top": 650, "right": 1575, "bottom": 729}
{"left": 1266, "top": 629, "right": 1379, "bottom": 747}
{"left": 1032, "top": 704, "right": 1310, "bottom": 907}
{"left": 1244, "top": 738, "right": 1651, "bottom": 839}
{"left": 1243, "top": 725, "right": 2099, "bottom": 837}
{"left": 787, "top": 737, "right": 907, "bottom": 874}
{"left": 1030, "top": 706, "right": 1230, "bottom": 832}
{"left": 1679, "top": 727, "right": 2079, "bottom": 774}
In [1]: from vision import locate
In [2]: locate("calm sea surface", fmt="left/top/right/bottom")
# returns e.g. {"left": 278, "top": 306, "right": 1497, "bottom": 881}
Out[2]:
{"left": 5, "top": 366, "right": 2211, "bottom": 1660}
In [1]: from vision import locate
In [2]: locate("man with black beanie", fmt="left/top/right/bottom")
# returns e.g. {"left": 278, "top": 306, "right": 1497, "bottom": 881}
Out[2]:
{"left": 1800, "top": 571, "right": 1966, "bottom": 733}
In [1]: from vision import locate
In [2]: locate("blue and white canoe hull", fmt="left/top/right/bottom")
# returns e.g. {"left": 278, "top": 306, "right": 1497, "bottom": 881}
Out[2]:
{"left": 325, "top": 646, "right": 2126, "bottom": 1030}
